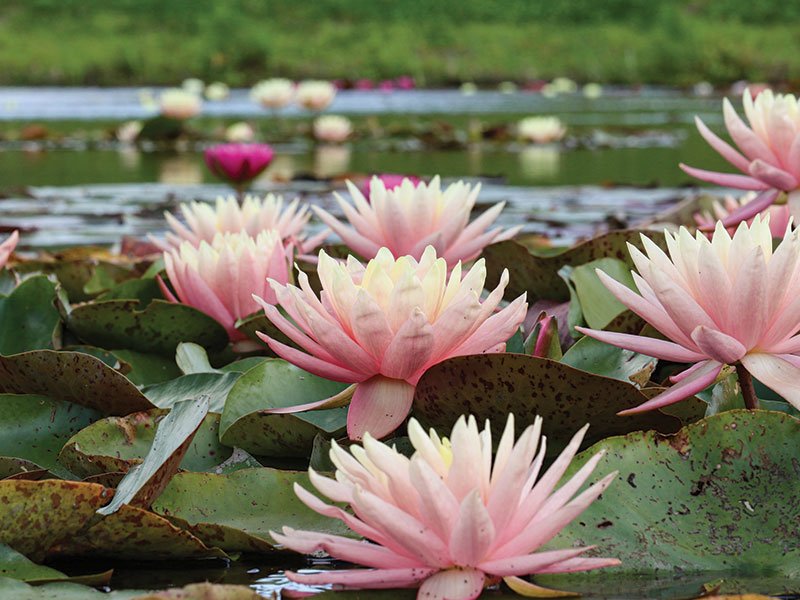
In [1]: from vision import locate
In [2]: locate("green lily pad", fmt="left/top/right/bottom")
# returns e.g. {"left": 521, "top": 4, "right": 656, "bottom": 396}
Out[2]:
{"left": 0, "top": 544, "right": 112, "bottom": 585}
{"left": 234, "top": 312, "right": 295, "bottom": 348}
{"left": 0, "top": 479, "right": 112, "bottom": 561}
{"left": 0, "top": 275, "right": 61, "bottom": 355}
{"left": 548, "top": 410, "right": 800, "bottom": 576}
{"left": 0, "top": 351, "right": 154, "bottom": 415}
{"left": 112, "top": 350, "right": 183, "bottom": 386}
{"left": 133, "top": 583, "right": 263, "bottom": 600}
{"left": 569, "top": 257, "right": 635, "bottom": 330}
{"left": 67, "top": 300, "right": 228, "bottom": 357}
{"left": 152, "top": 468, "right": 350, "bottom": 553}
{"left": 143, "top": 373, "right": 241, "bottom": 412}
{"left": 97, "top": 277, "right": 163, "bottom": 306}
{"left": 561, "top": 336, "right": 656, "bottom": 385}
{"left": 219, "top": 360, "right": 349, "bottom": 458}
{"left": 0, "top": 394, "right": 101, "bottom": 479}
{"left": 0, "top": 457, "right": 47, "bottom": 481}
{"left": 53, "top": 504, "right": 225, "bottom": 560}
{"left": 59, "top": 411, "right": 232, "bottom": 479}
{"left": 98, "top": 397, "right": 210, "bottom": 515}
{"left": 483, "top": 230, "right": 667, "bottom": 302}
{"left": 413, "top": 354, "right": 683, "bottom": 455}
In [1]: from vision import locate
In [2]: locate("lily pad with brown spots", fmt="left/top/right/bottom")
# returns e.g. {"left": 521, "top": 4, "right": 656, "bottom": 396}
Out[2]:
{"left": 482, "top": 230, "right": 667, "bottom": 302}
{"left": 0, "top": 351, "right": 154, "bottom": 415}
{"left": 0, "top": 275, "right": 62, "bottom": 355}
{"left": 67, "top": 299, "right": 228, "bottom": 356}
{"left": 59, "top": 411, "right": 232, "bottom": 479}
{"left": 412, "top": 353, "right": 683, "bottom": 455}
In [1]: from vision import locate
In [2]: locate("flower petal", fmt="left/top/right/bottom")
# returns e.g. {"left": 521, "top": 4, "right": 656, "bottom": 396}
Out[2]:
{"left": 347, "top": 376, "right": 416, "bottom": 440}
{"left": 617, "top": 360, "right": 722, "bottom": 415}
{"left": 416, "top": 568, "right": 486, "bottom": 600}
{"left": 740, "top": 353, "right": 800, "bottom": 409}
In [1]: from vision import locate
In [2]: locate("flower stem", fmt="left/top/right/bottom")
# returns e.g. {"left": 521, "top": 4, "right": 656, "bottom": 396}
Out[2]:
{"left": 736, "top": 363, "right": 759, "bottom": 410}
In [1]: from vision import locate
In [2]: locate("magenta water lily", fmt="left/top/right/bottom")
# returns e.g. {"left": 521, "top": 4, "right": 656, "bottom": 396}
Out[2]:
{"left": 204, "top": 143, "right": 275, "bottom": 189}
{"left": 273, "top": 414, "right": 619, "bottom": 600}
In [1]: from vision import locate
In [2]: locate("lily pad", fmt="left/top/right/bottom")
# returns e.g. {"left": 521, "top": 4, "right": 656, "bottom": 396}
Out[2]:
{"left": 152, "top": 468, "right": 350, "bottom": 553}
{"left": 98, "top": 397, "right": 210, "bottom": 515}
{"left": 0, "top": 457, "right": 47, "bottom": 481}
{"left": 219, "top": 360, "right": 349, "bottom": 458}
{"left": 234, "top": 312, "right": 295, "bottom": 348}
{"left": 0, "top": 351, "right": 153, "bottom": 415}
{"left": 561, "top": 336, "right": 656, "bottom": 385}
{"left": 143, "top": 373, "right": 241, "bottom": 412}
{"left": 569, "top": 258, "right": 635, "bottom": 330}
{"left": 0, "top": 275, "right": 61, "bottom": 355}
{"left": 0, "top": 544, "right": 112, "bottom": 585}
{"left": 112, "top": 350, "right": 183, "bottom": 386}
{"left": 548, "top": 410, "right": 800, "bottom": 576}
{"left": 0, "top": 394, "right": 101, "bottom": 479}
{"left": 413, "top": 354, "right": 683, "bottom": 454}
{"left": 133, "top": 583, "right": 263, "bottom": 600}
{"left": 482, "top": 230, "right": 666, "bottom": 302}
{"left": 59, "top": 411, "right": 232, "bottom": 478}
{"left": 0, "top": 479, "right": 112, "bottom": 561}
{"left": 67, "top": 299, "right": 228, "bottom": 356}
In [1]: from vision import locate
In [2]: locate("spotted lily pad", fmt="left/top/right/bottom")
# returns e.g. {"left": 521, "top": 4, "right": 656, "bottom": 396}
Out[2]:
{"left": 413, "top": 354, "right": 683, "bottom": 454}
{"left": 219, "top": 360, "right": 349, "bottom": 458}
{"left": 143, "top": 373, "right": 241, "bottom": 412}
{"left": 0, "top": 351, "right": 153, "bottom": 415}
{"left": 482, "top": 230, "right": 667, "bottom": 302}
{"left": 152, "top": 468, "right": 350, "bottom": 553}
{"left": 561, "top": 336, "right": 656, "bottom": 385}
{"left": 67, "top": 300, "right": 228, "bottom": 356}
{"left": 547, "top": 410, "right": 800, "bottom": 576}
{"left": 0, "top": 275, "right": 61, "bottom": 354}
{"left": 0, "top": 458, "right": 47, "bottom": 481}
{"left": 59, "top": 411, "right": 232, "bottom": 478}
{"left": 0, "top": 394, "right": 101, "bottom": 479}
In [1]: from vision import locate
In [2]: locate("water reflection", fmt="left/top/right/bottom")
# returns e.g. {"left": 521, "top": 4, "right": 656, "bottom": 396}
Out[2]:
{"left": 518, "top": 146, "right": 561, "bottom": 181}
{"left": 117, "top": 147, "right": 141, "bottom": 171}
{"left": 158, "top": 155, "right": 204, "bottom": 184}
{"left": 314, "top": 145, "right": 351, "bottom": 178}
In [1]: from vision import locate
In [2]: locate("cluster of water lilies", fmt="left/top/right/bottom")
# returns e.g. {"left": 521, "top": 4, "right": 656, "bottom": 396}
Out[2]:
{"left": 1, "top": 85, "right": 800, "bottom": 599}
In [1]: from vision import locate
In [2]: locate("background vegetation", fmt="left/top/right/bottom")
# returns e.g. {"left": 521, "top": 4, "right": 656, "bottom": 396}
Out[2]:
{"left": 2, "top": 0, "right": 800, "bottom": 86}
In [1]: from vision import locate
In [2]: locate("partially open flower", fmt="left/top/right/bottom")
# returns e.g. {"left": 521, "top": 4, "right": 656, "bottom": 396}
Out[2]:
{"left": 681, "top": 88, "right": 800, "bottom": 228}
{"left": 517, "top": 117, "right": 566, "bottom": 144}
{"left": 251, "top": 78, "right": 295, "bottom": 110}
{"left": 0, "top": 230, "right": 19, "bottom": 270}
{"left": 693, "top": 192, "right": 791, "bottom": 238}
{"left": 313, "top": 115, "right": 353, "bottom": 143}
{"left": 313, "top": 176, "right": 520, "bottom": 267}
{"left": 160, "top": 231, "right": 289, "bottom": 340}
{"left": 204, "top": 143, "right": 274, "bottom": 187}
{"left": 296, "top": 80, "right": 337, "bottom": 111}
{"left": 255, "top": 246, "right": 527, "bottom": 439}
{"left": 577, "top": 217, "right": 800, "bottom": 413}
{"left": 159, "top": 88, "right": 202, "bottom": 120}
{"left": 272, "top": 414, "right": 619, "bottom": 600}
{"left": 162, "top": 195, "right": 326, "bottom": 257}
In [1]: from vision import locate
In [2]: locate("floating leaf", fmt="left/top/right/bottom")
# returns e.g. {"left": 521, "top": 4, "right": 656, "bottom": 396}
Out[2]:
{"left": 143, "top": 373, "right": 241, "bottom": 412}
{"left": 0, "top": 394, "right": 101, "bottom": 479}
{"left": 112, "top": 349, "right": 183, "bottom": 386}
{"left": 561, "top": 336, "right": 656, "bottom": 385}
{"left": 569, "top": 257, "right": 635, "bottom": 329}
{"left": 0, "top": 275, "right": 61, "bottom": 354}
{"left": 413, "top": 354, "right": 683, "bottom": 454}
{"left": 234, "top": 311, "right": 294, "bottom": 348}
{"left": 547, "top": 410, "right": 800, "bottom": 576}
{"left": 59, "top": 411, "right": 232, "bottom": 479}
{"left": 152, "top": 468, "right": 350, "bottom": 553}
{"left": 0, "top": 480, "right": 111, "bottom": 561}
{"left": 98, "top": 397, "right": 210, "bottom": 515}
{"left": 97, "top": 277, "right": 163, "bottom": 305}
{"left": 0, "top": 457, "right": 47, "bottom": 481}
{"left": 219, "top": 360, "right": 348, "bottom": 457}
{"left": 482, "top": 230, "right": 666, "bottom": 302}
{"left": 175, "top": 343, "right": 219, "bottom": 375}
{"left": 68, "top": 300, "right": 228, "bottom": 356}
{"left": 0, "top": 351, "right": 153, "bottom": 415}
{"left": 0, "top": 544, "right": 113, "bottom": 585}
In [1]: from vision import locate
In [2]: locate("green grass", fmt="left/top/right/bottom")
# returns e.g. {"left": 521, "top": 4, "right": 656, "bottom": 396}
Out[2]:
{"left": 1, "top": 0, "right": 800, "bottom": 86}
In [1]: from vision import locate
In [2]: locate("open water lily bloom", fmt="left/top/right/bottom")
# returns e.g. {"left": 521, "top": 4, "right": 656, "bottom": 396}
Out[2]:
{"left": 577, "top": 217, "right": 800, "bottom": 413}
{"left": 158, "top": 88, "right": 202, "bottom": 120}
{"left": 255, "top": 246, "right": 527, "bottom": 439}
{"left": 251, "top": 78, "right": 295, "bottom": 109}
{"left": 681, "top": 88, "right": 800, "bottom": 227}
{"left": 163, "top": 195, "right": 327, "bottom": 256}
{"left": 313, "top": 176, "right": 521, "bottom": 267}
{"left": 272, "top": 414, "right": 619, "bottom": 600}
{"left": 693, "top": 192, "right": 791, "bottom": 238}
{"left": 296, "top": 80, "right": 337, "bottom": 111}
{"left": 159, "top": 231, "right": 289, "bottom": 341}
{"left": 0, "top": 230, "right": 19, "bottom": 270}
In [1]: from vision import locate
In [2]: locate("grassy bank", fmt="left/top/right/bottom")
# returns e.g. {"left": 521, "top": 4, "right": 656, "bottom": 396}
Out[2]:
{"left": 2, "top": 0, "right": 800, "bottom": 86}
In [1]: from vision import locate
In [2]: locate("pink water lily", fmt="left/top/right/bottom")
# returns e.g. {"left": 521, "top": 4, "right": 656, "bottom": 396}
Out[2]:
{"left": 681, "top": 88, "right": 800, "bottom": 228}
{"left": 577, "top": 217, "right": 800, "bottom": 413}
{"left": 162, "top": 195, "right": 327, "bottom": 257}
{"left": 360, "top": 174, "right": 422, "bottom": 199}
{"left": 204, "top": 143, "right": 274, "bottom": 186}
{"left": 0, "top": 230, "right": 19, "bottom": 270}
{"left": 273, "top": 414, "right": 619, "bottom": 600}
{"left": 693, "top": 192, "right": 791, "bottom": 237}
{"left": 159, "top": 231, "right": 289, "bottom": 341}
{"left": 255, "top": 246, "right": 527, "bottom": 439}
{"left": 313, "top": 176, "right": 520, "bottom": 267}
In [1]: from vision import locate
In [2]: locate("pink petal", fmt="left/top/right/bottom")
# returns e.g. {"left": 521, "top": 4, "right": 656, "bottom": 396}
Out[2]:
{"left": 380, "top": 309, "right": 435, "bottom": 381}
{"left": 714, "top": 189, "right": 780, "bottom": 229}
{"left": 575, "top": 327, "right": 706, "bottom": 362}
{"left": 416, "top": 568, "right": 486, "bottom": 600}
{"left": 740, "top": 353, "right": 800, "bottom": 409}
{"left": 449, "top": 490, "right": 497, "bottom": 567}
{"left": 694, "top": 116, "right": 751, "bottom": 172}
{"left": 286, "top": 567, "right": 436, "bottom": 589}
{"left": 480, "top": 547, "right": 589, "bottom": 577}
{"left": 617, "top": 360, "right": 722, "bottom": 415}
{"left": 679, "top": 164, "right": 770, "bottom": 190}
{"left": 534, "top": 556, "right": 621, "bottom": 574}
{"left": 723, "top": 98, "right": 779, "bottom": 165}
{"left": 347, "top": 376, "right": 415, "bottom": 440}
{"left": 408, "top": 457, "right": 460, "bottom": 541}
{"left": 257, "top": 333, "right": 368, "bottom": 382}
{"left": 749, "top": 160, "right": 798, "bottom": 190}
{"left": 690, "top": 326, "right": 747, "bottom": 364}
